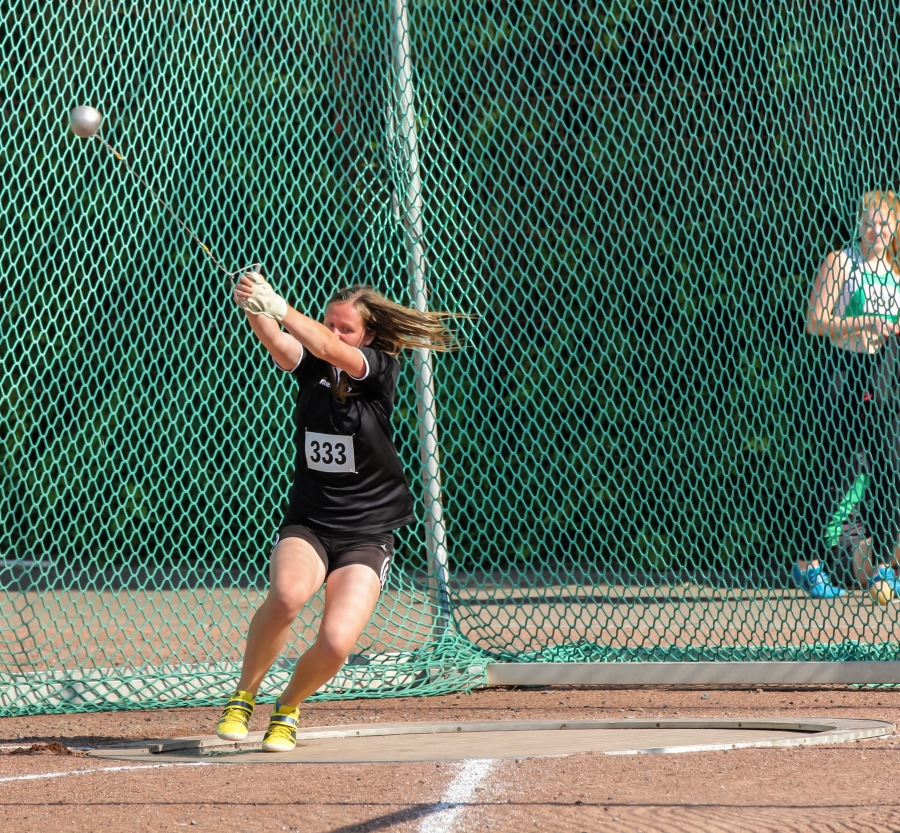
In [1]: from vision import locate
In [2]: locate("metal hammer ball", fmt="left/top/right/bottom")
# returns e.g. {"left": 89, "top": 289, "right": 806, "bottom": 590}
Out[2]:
{"left": 69, "top": 106, "right": 102, "bottom": 138}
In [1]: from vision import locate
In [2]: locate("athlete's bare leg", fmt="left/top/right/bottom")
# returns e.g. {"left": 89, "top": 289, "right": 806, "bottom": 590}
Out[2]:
{"left": 278, "top": 564, "right": 382, "bottom": 706}
{"left": 798, "top": 530, "right": 900, "bottom": 584}
{"left": 802, "top": 537, "right": 890, "bottom": 591}
{"left": 236, "top": 538, "right": 326, "bottom": 695}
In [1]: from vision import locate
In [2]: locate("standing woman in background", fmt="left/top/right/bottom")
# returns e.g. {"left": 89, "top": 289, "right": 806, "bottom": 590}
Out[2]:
{"left": 795, "top": 190, "right": 900, "bottom": 598}
{"left": 216, "top": 273, "right": 463, "bottom": 752}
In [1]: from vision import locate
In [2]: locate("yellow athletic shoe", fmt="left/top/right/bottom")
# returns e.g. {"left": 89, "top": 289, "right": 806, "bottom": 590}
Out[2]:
{"left": 215, "top": 690, "right": 255, "bottom": 741}
{"left": 261, "top": 701, "right": 301, "bottom": 752}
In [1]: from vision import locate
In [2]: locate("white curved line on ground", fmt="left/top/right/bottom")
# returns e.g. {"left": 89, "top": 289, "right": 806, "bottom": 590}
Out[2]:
{"left": 417, "top": 758, "right": 495, "bottom": 833}
{"left": 0, "top": 761, "right": 212, "bottom": 783}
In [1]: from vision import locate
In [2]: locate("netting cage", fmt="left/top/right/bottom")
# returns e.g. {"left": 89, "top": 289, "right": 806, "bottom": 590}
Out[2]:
{"left": 2, "top": 0, "right": 900, "bottom": 714}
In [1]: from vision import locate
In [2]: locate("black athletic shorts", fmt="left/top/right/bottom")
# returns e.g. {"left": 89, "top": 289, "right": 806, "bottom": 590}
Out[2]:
{"left": 272, "top": 524, "right": 394, "bottom": 589}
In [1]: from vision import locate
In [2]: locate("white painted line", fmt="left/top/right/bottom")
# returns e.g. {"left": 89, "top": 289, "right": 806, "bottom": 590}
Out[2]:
{"left": 0, "top": 762, "right": 211, "bottom": 784}
{"left": 417, "top": 758, "right": 495, "bottom": 833}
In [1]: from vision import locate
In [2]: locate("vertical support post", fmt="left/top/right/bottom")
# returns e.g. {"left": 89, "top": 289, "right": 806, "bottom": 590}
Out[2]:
{"left": 390, "top": 0, "right": 451, "bottom": 624}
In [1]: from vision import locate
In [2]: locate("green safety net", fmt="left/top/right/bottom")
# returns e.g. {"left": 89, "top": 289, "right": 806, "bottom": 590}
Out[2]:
{"left": 3, "top": 1, "right": 900, "bottom": 716}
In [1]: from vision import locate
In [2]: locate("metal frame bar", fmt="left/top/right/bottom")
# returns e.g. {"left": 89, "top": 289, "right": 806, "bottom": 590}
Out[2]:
{"left": 390, "top": 0, "right": 451, "bottom": 622}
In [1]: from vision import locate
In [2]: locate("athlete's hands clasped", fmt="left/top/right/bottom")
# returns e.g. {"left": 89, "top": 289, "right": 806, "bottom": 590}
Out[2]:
{"left": 233, "top": 272, "right": 288, "bottom": 322}
{"left": 866, "top": 319, "right": 900, "bottom": 349}
{"left": 828, "top": 315, "right": 900, "bottom": 354}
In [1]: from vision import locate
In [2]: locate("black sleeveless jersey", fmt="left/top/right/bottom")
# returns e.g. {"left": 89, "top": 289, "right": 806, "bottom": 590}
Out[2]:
{"left": 281, "top": 345, "right": 415, "bottom": 535}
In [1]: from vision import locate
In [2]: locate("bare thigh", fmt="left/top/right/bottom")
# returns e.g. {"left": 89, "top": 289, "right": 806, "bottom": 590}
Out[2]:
{"left": 267, "top": 537, "right": 327, "bottom": 613}
{"left": 316, "top": 564, "right": 383, "bottom": 653}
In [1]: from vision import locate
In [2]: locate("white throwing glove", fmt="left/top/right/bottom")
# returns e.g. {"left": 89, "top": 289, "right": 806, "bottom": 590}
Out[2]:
{"left": 236, "top": 271, "right": 288, "bottom": 322}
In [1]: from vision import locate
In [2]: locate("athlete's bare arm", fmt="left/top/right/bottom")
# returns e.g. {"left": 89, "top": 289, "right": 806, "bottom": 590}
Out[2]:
{"left": 279, "top": 307, "right": 368, "bottom": 379}
{"left": 806, "top": 250, "right": 899, "bottom": 348}
{"left": 233, "top": 273, "right": 367, "bottom": 378}
{"left": 242, "top": 308, "right": 303, "bottom": 371}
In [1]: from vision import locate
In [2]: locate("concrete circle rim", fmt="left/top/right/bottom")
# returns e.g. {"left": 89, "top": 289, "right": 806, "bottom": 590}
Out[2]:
{"left": 88, "top": 717, "right": 895, "bottom": 764}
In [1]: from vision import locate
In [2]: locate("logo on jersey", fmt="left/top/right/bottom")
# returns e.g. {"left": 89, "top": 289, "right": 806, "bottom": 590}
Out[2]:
{"left": 866, "top": 282, "right": 900, "bottom": 318}
{"left": 318, "top": 377, "right": 355, "bottom": 393}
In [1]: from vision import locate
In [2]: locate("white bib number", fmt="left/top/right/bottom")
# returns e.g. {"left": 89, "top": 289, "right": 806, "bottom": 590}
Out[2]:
{"left": 305, "top": 431, "right": 356, "bottom": 473}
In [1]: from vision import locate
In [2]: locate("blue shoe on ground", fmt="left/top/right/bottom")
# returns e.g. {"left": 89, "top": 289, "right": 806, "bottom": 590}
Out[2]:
{"left": 867, "top": 566, "right": 900, "bottom": 595}
{"left": 791, "top": 563, "right": 845, "bottom": 598}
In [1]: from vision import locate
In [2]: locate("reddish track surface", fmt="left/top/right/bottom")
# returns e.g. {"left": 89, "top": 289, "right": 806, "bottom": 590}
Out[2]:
{"left": 1, "top": 686, "right": 900, "bottom": 832}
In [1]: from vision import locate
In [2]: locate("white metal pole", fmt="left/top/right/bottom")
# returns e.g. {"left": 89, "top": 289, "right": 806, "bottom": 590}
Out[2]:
{"left": 390, "top": 0, "right": 451, "bottom": 621}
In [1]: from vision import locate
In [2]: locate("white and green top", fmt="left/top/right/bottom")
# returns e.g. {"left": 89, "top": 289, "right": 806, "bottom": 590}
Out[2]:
{"left": 836, "top": 248, "right": 900, "bottom": 323}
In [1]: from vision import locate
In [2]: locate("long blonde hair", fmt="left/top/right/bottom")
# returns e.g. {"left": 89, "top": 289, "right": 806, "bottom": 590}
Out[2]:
{"left": 858, "top": 189, "right": 900, "bottom": 276}
{"left": 328, "top": 285, "right": 466, "bottom": 400}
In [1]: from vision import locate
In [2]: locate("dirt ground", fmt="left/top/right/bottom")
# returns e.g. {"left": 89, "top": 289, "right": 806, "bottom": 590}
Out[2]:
{"left": 1, "top": 685, "right": 900, "bottom": 832}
